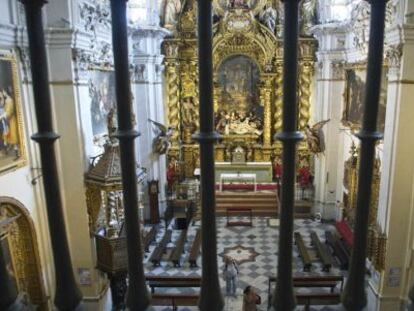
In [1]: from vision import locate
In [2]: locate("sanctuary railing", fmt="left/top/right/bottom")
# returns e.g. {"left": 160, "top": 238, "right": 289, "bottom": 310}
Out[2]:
{"left": 0, "top": 0, "right": 389, "bottom": 310}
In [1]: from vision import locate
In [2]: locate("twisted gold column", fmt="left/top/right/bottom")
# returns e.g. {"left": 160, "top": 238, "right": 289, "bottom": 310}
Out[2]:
{"left": 166, "top": 61, "right": 180, "bottom": 145}
{"left": 263, "top": 76, "right": 273, "bottom": 147}
{"left": 298, "top": 61, "right": 313, "bottom": 130}
{"left": 273, "top": 63, "right": 283, "bottom": 137}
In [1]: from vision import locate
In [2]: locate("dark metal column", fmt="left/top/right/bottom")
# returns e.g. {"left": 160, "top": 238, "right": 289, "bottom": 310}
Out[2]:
{"left": 342, "top": 1, "right": 388, "bottom": 310}
{"left": 20, "top": 1, "right": 83, "bottom": 309}
{"left": 109, "top": 1, "right": 151, "bottom": 310}
{"left": 193, "top": 0, "right": 224, "bottom": 310}
{"left": 272, "top": 0, "right": 302, "bottom": 310}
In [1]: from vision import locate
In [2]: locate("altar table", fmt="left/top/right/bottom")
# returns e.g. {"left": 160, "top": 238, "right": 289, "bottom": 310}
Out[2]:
{"left": 215, "top": 162, "right": 273, "bottom": 183}
{"left": 219, "top": 173, "right": 257, "bottom": 192}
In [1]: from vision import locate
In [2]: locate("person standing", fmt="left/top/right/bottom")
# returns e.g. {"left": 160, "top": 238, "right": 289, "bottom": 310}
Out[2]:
{"left": 223, "top": 256, "right": 239, "bottom": 297}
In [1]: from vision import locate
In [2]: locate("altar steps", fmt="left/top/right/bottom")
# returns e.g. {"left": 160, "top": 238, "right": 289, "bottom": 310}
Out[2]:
{"left": 215, "top": 191, "right": 313, "bottom": 218}
{"left": 215, "top": 191, "right": 278, "bottom": 217}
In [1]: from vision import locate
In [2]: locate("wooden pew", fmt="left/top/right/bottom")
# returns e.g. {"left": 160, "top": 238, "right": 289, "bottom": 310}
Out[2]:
{"left": 169, "top": 230, "right": 188, "bottom": 267}
{"left": 151, "top": 293, "right": 198, "bottom": 311}
{"left": 267, "top": 275, "right": 344, "bottom": 310}
{"left": 149, "top": 229, "right": 172, "bottom": 267}
{"left": 296, "top": 292, "right": 341, "bottom": 311}
{"left": 294, "top": 232, "right": 312, "bottom": 272}
{"left": 143, "top": 226, "right": 158, "bottom": 253}
{"left": 146, "top": 275, "right": 202, "bottom": 293}
{"left": 188, "top": 229, "right": 201, "bottom": 268}
{"left": 325, "top": 231, "right": 349, "bottom": 270}
{"left": 310, "top": 231, "right": 334, "bottom": 272}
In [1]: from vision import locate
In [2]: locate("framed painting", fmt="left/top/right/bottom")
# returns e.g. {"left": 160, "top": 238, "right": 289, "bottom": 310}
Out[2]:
{"left": 342, "top": 65, "right": 388, "bottom": 132}
{"left": 0, "top": 53, "right": 26, "bottom": 174}
{"left": 88, "top": 69, "right": 116, "bottom": 142}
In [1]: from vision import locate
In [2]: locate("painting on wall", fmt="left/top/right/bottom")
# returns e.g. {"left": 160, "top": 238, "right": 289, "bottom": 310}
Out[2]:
{"left": 0, "top": 53, "right": 26, "bottom": 174}
{"left": 342, "top": 66, "right": 388, "bottom": 132}
{"left": 88, "top": 70, "right": 116, "bottom": 140}
{"left": 215, "top": 55, "right": 263, "bottom": 136}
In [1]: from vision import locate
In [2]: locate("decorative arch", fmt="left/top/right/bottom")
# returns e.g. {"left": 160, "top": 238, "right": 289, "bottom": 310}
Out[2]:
{"left": 213, "top": 21, "right": 278, "bottom": 73}
{"left": 0, "top": 197, "right": 47, "bottom": 309}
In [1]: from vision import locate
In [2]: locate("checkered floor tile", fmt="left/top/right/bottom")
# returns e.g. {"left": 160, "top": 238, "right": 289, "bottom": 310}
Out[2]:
{"left": 142, "top": 217, "right": 348, "bottom": 311}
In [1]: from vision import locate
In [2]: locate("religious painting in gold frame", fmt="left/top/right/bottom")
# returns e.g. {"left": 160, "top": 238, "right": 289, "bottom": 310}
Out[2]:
{"left": 342, "top": 65, "right": 388, "bottom": 132}
{"left": 0, "top": 52, "right": 26, "bottom": 175}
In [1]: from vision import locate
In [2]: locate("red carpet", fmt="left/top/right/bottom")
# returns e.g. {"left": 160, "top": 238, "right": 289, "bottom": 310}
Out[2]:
{"left": 336, "top": 220, "right": 354, "bottom": 247}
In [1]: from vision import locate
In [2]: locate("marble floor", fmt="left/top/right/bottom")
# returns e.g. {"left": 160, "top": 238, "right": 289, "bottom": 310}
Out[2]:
{"left": 144, "top": 217, "right": 345, "bottom": 311}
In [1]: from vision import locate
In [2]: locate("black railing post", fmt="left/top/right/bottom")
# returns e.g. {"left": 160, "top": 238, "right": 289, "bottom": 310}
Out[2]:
{"left": 342, "top": 0, "right": 388, "bottom": 310}
{"left": 20, "top": 1, "right": 83, "bottom": 310}
{"left": 193, "top": 0, "right": 224, "bottom": 310}
{"left": 272, "top": 0, "right": 302, "bottom": 310}
{"left": 109, "top": 1, "right": 151, "bottom": 310}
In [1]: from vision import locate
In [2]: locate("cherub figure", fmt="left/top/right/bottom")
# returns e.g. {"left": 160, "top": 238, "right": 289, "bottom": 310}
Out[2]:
{"left": 148, "top": 119, "right": 174, "bottom": 155}
{"left": 304, "top": 119, "right": 330, "bottom": 154}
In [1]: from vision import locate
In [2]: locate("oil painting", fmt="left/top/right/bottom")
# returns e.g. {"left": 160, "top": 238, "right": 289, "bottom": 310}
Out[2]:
{"left": 89, "top": 70, "right": 116, "bottom": 138}
{"left": 215, "top": 55, "right": 263, "bottom": 137}
{"left": 0, "top": 54, "right": 26, "bottom": 174}
{"left": 343, "top": 66, "right": 388, "bottom": 132}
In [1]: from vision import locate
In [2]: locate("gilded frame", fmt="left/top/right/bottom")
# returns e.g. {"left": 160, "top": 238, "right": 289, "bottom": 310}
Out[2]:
{"left": 0, "top": 52, "right": 26, "bottom": 175}
{"left": 342, "top": 62, "right": 388, "bottom": 132}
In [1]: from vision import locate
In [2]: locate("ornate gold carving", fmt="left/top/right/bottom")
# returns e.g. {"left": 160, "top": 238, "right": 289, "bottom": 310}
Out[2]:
{"left": 165, "top": 60, "right": 180, "bottom": 145}
{"left": 163, "top": 8, "right": 316, "bottom": 174}
{"left": 343, "top": 142, "right": 381, "bottom": 227}
{"left": 0, "top": 197, "right": 47, "bottom": 309}
{"left": 298, "top": 61, "right": 313, "bottom": 130}
{"left": 273, "top": 62, "right": 283, "bottom": 136}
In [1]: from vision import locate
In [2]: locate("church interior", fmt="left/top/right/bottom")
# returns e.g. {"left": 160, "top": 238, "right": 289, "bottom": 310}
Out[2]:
{"left": 0, "top": 0, "right": 414, "bottom": 310}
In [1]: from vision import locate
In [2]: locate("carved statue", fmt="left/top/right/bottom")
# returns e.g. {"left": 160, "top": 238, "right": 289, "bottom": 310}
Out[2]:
{"left": 259, "top": 2, "right": 277, "bottom": 33}
{"left": 300, "top": 0, "right": 317, "bottom": 36}
{"left": 148, "top": 119, "right": 174, "bottom": 155}
{"left": 181, "top": 97, "right": 196, "bottom": 128}
{"left": 304, "top": 119, "right": 330, "bottom": 154}
{"left": 164, "top": 0, "right": 182, "bottom": 30}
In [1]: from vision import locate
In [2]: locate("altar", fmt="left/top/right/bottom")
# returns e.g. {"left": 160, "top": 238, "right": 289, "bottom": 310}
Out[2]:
{"left": 219, "top": 173, "right": 257, "bottom": 192}
{"left": 215, "top": 162, "right": 273, "bottom": 183}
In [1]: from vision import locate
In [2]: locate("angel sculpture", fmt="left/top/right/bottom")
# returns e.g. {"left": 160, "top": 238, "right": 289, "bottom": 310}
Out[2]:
{"left": 304, "top": 119, "right": 330, "bottom": 155}
{"left": 148, "top": 119, "right": 174, "bottom": 155}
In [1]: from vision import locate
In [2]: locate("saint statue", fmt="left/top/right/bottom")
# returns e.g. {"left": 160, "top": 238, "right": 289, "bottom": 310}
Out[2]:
{"left": 300, "top": 0, "right": 318, "bottom": 36}
{"left": 259, "top": 2, "right": 277, "bottom": 33}
{"left": 164, "top": 0, "right": 182, "bottom": 30}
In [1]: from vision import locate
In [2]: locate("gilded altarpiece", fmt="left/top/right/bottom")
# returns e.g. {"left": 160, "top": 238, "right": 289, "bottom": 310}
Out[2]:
{"left": 343, "top": 142, "right": 385, "bottom": 271}
{"left": 163, "top": 1, "right": 316, "bottom": 177}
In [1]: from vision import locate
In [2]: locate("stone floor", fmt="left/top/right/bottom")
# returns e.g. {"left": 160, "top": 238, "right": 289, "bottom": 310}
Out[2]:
{"left": 144, "top": 216, "right": 345, "bottom": 311}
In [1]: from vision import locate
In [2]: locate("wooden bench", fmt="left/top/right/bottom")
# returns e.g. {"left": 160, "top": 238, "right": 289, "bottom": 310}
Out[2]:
{"left": 149, "top": 229, "right": 172, "bottom": 267}
{"left": 146, "top": 275, "right": 202, "bottom": 294}
{"left": 151, "top": 293, "right": 199, "bottom": 311}
{"left": 143, "top": 226, "right": 157, "bottom": 253}
{"left": 310, "top": 231, "right": 334, "bottom": 272}
{"left": 267, "top": 275, "right": 344, "bottom": 310}
{"left": 294, "top": 232, "right": 312, "bottom": 272}
{"left": 296, "top": 292, "right": 341, "bottom": 311}
{"left": 188, "top": 229, "right": 201, "bottom": 268}
{"left": 226, "top": 208, "right": 253, "bottom": 227}
{"left": 169, "top": 230, "right": 188, "bottom": 267}
{"left": 325, "top": 231, "right": 349, "bottom": 270}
